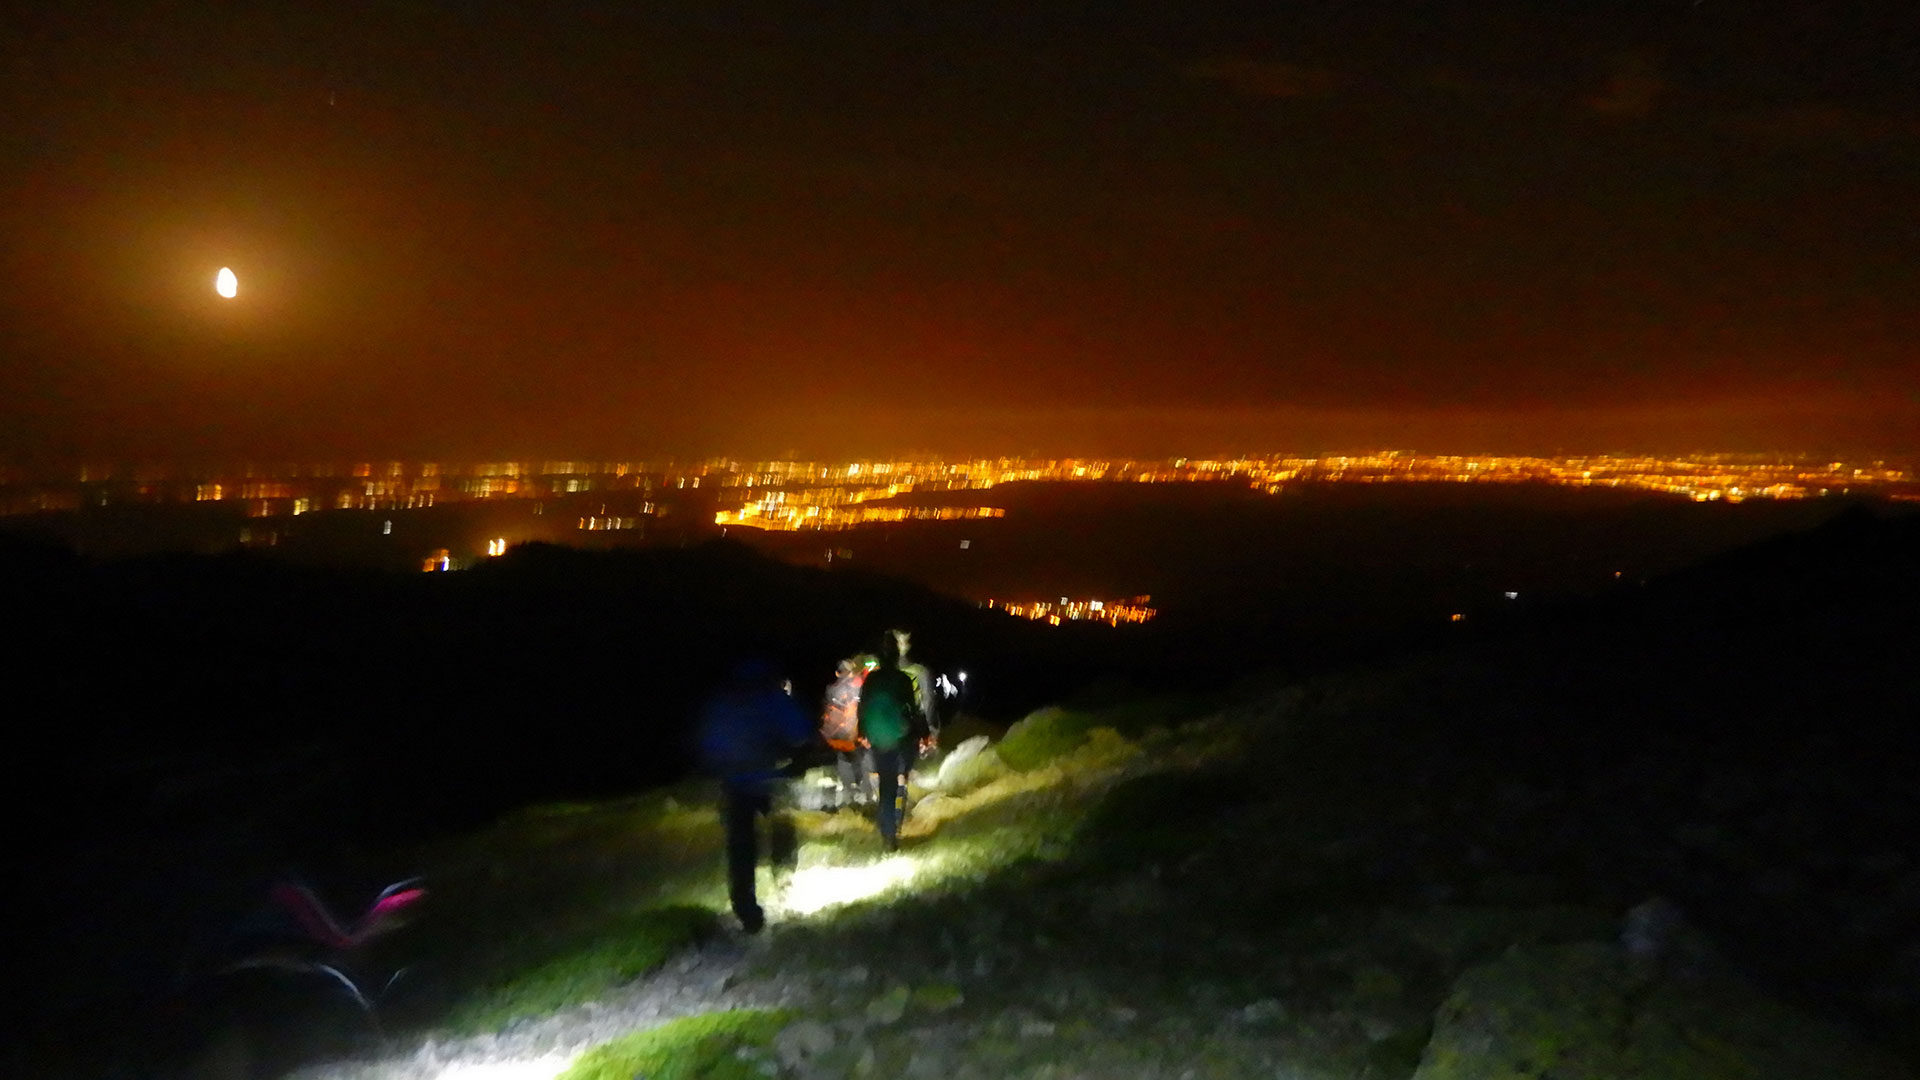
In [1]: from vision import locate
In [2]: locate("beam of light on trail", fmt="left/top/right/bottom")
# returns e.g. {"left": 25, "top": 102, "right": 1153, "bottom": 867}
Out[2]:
{"left": 779, "top": 855, "right": 923, "bottom": 915}
{"left": 433, "top": 1056, "right": 572, "bottom": 1080}
{"left": 216, "top": 266, "right": 238, "bottom": 298}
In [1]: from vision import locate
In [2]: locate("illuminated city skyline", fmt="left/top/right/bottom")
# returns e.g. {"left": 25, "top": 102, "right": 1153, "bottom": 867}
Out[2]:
{"left": 7, "top": 447, "right": 1890, "bottom": 626}
{"left": 985, "top": 596, "right": 1159, "bottom": 627}
{"left": 5, "top": 450, "right": 1914, "bottom": 522}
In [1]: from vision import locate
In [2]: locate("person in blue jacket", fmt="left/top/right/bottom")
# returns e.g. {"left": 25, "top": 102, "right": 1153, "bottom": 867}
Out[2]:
{"left": 695, "top": 655, "right": 816, "bottom": 933}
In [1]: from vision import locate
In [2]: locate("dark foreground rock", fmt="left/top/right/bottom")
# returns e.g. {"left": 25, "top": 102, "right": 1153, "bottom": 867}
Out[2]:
{"left": 1416, "top": 939, "right": 1911, "bottom": 1080}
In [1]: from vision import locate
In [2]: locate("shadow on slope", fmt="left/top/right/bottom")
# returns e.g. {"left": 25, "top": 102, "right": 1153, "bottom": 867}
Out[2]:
{"left": 0, "top": 536, "right": 1114, "bottom": 1074}
{"left": 1079, "top": 505, "right": 1920, "bottom": 1063}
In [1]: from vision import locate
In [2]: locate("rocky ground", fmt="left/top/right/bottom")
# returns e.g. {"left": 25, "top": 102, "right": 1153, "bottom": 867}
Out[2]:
{"left": 284, "top": 656, "right": 1920, "bottom": 1080}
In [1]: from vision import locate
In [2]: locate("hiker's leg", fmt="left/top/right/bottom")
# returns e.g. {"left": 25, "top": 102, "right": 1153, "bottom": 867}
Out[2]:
{"left": 768, "top": 800, "right": 798, "bottom": 877}
{"left": 835, "top": 749, "right": 859, "bottom": 806}
{"left": 899, "top": 742, "right": 919, "bottom": 817}
{"left": 722, "top": 785, "right": 767, "bottom": 930}
{"left": 873, "top": 747, "right": 903, "bottom": 849}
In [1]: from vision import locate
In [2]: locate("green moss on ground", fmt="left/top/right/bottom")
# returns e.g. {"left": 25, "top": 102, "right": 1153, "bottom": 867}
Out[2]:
{"left": 996, "top": 706, "right": 1101, "bottom": 771}
{"left": 446, "top": 905, "right": 720, "bottom": 1034}
{"left": 356, "top": 664, "right": 1916, "bottom": 1080}
{"left": 996, "top": 693, "right": 1208, "bottom": 772}
{"left": 1413, "top": 943, "right": 1916, "bottom": 1080}
{"left": 558, "top": 1009, "right": 794, "bottom": 1080}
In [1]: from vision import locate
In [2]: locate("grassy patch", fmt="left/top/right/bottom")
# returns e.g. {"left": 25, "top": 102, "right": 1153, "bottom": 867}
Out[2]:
{"left": 996, "top": 706, "right": 1100, "bottom": 771}
{"left": 558, "top": 1009, "right": 794, "bottom": 1080}
{"left": 393, "top": 697, "right": 1201, "bottom": 1039}
{"left": 446, "top": 904, "right": 720, "bottom": 1033}
{"left": 382, "top": 779, "right": 735, "bottom": 1035}
{"left": 1074, "top": 764, "right": 1256, "bottom": 869}
{"left": 997, "top": 694, "right": 1209, "bottom": 772}
{"left": 925, "top": 742, "right": 1009, "bottom": 796}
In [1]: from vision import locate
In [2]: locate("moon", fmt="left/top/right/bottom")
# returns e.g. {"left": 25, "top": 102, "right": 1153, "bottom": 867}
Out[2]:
{"left": 215, "top": 267, "right": 238, "bottom": 298}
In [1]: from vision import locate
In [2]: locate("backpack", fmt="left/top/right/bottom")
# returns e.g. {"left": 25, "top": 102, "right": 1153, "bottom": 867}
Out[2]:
{"left": 901, "top": 661, "right": 939, "bottom": 736}
{"left": 858, "top": 668, "right": 919, "bottom": 751}
{"left": 821, "top": 671, "right": 863, "bottom": 752}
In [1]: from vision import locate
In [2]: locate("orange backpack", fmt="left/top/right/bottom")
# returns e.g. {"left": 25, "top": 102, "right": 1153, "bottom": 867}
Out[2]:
{"left": 821, "top": 669, "right": 863, "bottom": 751}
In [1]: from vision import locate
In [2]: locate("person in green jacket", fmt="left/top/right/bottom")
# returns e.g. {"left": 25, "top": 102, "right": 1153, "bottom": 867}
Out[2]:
{"left": 857, "top": 633, "right": 926, "bottom": 852}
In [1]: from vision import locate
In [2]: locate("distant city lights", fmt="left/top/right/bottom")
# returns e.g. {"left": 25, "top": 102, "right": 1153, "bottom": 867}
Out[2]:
{"left": 986, "top": 596, "right": 1156, "bottom": 627}
{"left": 716, "top": 501, "right": 1004, "bottom": 532}
{"left": 684, "top": 451, "right": 1913, "bottom": 534}
{"left": 4, "top": 453, "right": 1916, "bottom": 558}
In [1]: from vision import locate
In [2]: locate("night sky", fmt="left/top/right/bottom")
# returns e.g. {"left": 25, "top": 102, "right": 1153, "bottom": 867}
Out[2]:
{"left": 3, "top": 2, "right": 1917, "bottom": 463}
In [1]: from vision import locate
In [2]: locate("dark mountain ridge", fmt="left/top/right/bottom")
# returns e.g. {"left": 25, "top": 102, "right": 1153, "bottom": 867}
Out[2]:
{"left": 4, "top": 501, "right": 1915, "bottom": 1060}
{"left": 1320, "top": 505, "right": 1920, "bottom": 1053}
{"left": 0, "top": 536, "right": 1079, "bottom": 1028}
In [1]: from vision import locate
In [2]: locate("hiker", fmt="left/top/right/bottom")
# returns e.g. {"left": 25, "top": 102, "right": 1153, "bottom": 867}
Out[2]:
{"left": 695, "top": 656, "right": 815, "bottom": 933}
{"left": 820, "top": 656, "right": 873, "bottom": 809}
{"left": 892, "top": 628, "right": 941, "bottom": 755}
{"left": 858, "top": 633, "right": 927, "bottom": 852}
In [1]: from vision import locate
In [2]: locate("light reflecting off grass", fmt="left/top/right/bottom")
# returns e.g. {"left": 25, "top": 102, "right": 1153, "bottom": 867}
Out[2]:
{"left": 777, "top": 853, "right": 924, "bottom": 915}
{"left": 434, "top": 1057, "right": 572, "bottom": 1080}
{"left": 768, "top": 739, "right": 1153, "bottom": 922}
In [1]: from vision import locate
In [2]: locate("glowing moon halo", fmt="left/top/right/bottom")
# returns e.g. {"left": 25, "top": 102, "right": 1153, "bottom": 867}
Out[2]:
{"left": 215, "top": 267, "right": 238, "bottom": 298}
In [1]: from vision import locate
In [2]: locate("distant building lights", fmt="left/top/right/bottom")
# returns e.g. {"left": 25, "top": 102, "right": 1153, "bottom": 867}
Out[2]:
{"left": 984, "top": 595, "right": 1156, "bottom": 627}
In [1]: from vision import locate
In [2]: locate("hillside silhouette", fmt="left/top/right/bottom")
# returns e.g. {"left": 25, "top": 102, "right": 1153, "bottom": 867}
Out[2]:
{"left": 5, "top": 501, "right": 1918, "bottom": 1077}
{"left": 301, "top": 506, "right": 1920, "bottom": 1076}
{"left": 5, "top": 534, "right": 1126, "bottom": 1005}
{"left": 1423, "top": 505, "right": 1920, "bottom": 1041}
